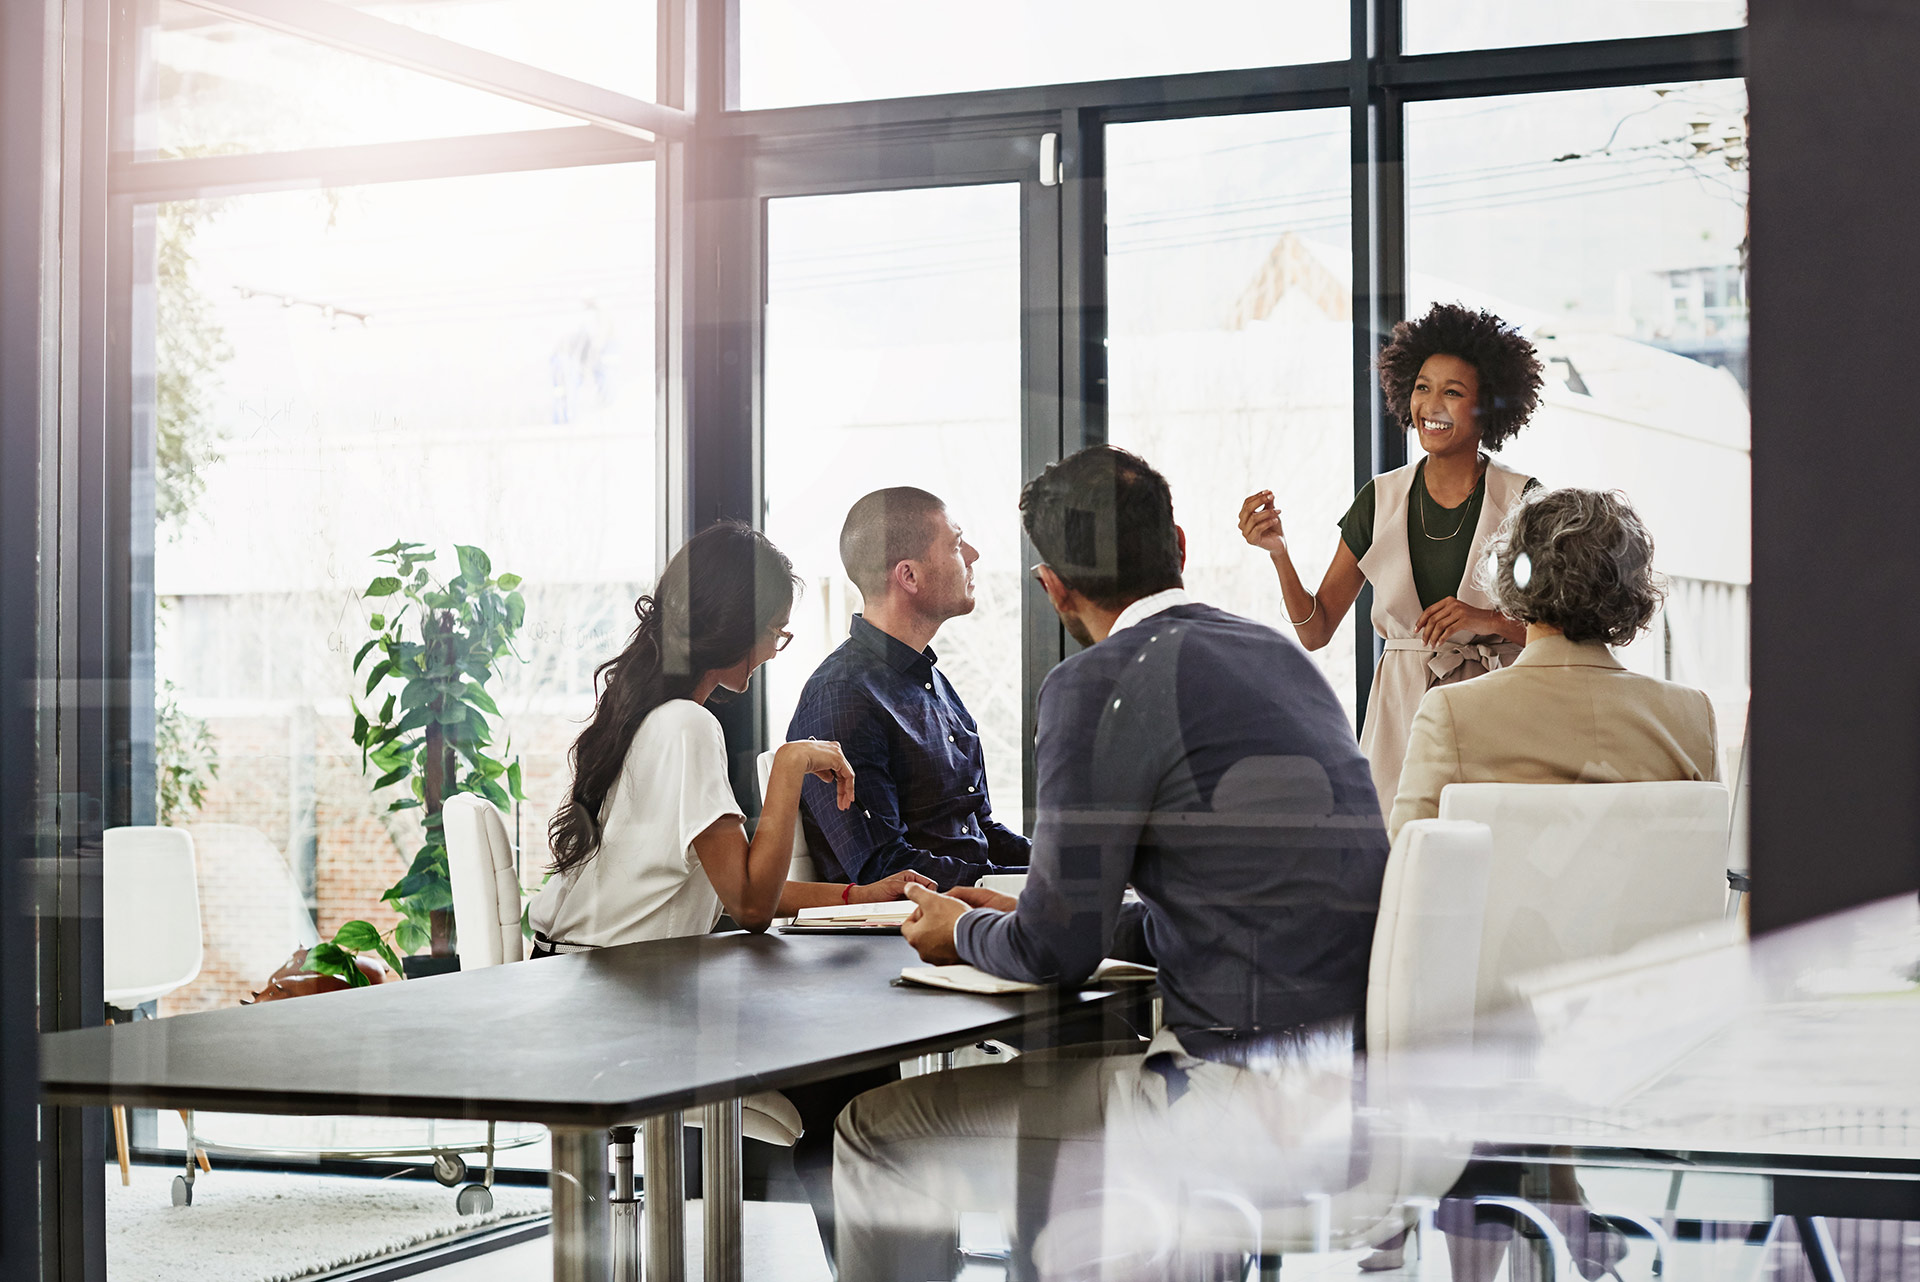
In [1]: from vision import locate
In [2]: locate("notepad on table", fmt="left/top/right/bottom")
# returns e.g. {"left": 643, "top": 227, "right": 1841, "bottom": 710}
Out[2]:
{"left": 898, "top": 958, "right": 1158, "bottom": 995}
{"left": 794, "top": 900, "right": 916, "bottom": 927}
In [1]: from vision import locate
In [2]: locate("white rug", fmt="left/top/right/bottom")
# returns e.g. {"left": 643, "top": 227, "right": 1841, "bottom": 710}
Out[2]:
{"left": 107, "top": 1164, "right": 549, "bottom": 1282}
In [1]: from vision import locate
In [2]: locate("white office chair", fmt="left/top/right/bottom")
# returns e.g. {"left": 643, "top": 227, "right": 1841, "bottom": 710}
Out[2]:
{"left": 102, "top": 826, "right": 206, "bottom": 1188}
{"left": 1436, "top": 781, "right": 1731, "bottom": 1017}
{"left": 754, "top": 748, "right": 820, "bottom": 883}
{"left": 1073, "top": 820, "right": 1492, "bottom": 1277}
{"left": 442, "top": 795, "right": 804, "bottom": 1151}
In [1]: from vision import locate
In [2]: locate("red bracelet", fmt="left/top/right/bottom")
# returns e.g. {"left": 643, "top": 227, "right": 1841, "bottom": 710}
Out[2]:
{"left": 840, "top": 882, "right": 853, "bottom": 904}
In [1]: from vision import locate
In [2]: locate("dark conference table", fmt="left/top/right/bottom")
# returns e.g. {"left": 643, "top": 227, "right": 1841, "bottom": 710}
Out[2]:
{"left": 42, "top": 929, "right": 1142, "bottom": 1282}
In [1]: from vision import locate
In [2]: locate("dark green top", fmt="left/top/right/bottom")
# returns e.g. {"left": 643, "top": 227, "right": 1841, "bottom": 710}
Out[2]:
{"left": 1338, "top": 461, "right": 1540, "bottom": 610}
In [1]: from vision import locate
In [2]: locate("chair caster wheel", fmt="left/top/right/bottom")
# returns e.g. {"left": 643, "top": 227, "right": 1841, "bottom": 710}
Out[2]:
{"left": 455, "top": 1184, "right": 493, "bottom": 1216}
{"left": 432, "top": 1153, "right": 468, "bottom": 1187}
{"left": 171, "top": 1175, "right": 193, "bottom": 1207}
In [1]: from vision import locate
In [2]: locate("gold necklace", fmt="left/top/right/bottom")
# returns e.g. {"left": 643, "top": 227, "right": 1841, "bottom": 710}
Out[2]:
{"left": 1418, "top": 469, "right": 1476, "bottom": 541}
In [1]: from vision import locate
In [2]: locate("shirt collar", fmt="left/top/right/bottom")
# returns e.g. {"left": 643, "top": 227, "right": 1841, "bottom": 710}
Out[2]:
{"left": 1106, "top": 588, "right": 1193, "bottom": 640}
{"left": 1511, "top": 633, "right": 1625, "bottom": 670}
{"left": 849, "top": 613, "right": 937, "bottom": 673}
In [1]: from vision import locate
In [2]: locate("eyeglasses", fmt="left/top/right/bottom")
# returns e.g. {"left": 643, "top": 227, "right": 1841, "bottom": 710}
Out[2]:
{"left": 773, "top": 629, "right": 794, "bottom": 653}
{"left": 1029, "top": 564, "right": 1049, "bottom": 585}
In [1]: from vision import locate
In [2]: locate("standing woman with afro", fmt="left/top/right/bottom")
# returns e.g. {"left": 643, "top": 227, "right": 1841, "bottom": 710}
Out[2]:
{"left": 1238, "top": 302, "right": 1546, "bottom": 811}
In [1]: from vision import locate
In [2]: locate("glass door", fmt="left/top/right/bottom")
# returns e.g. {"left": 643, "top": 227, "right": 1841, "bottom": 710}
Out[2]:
{"left": 761, "top": 182, "right": 1028, "bottom": 815}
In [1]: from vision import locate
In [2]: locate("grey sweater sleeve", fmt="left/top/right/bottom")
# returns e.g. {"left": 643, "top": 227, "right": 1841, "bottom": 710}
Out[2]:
{"left": 954, "top": 657, "right": 1151, "bottom": 986}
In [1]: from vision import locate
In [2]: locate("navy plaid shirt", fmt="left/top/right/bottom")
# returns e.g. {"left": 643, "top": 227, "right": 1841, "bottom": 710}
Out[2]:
{"left": 786, "top": 615, "right": 1030, "bottom": 888}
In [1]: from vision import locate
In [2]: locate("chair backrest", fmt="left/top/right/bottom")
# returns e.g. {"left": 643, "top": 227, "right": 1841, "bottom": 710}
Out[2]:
{"left": 755, "top": 749, "right": 819, "bottom": 884}
{"left": 444, "top": 793, "right": 524, "bottom": 968}
{"left": 1365, "top": 819, "right": 1492, "bottom": 1056}
{"left": 102, "top": 827, "right": 204, "bottom": 1007}
{"left": 1437, "top": 780, "right": 1731, "bottom": 1015}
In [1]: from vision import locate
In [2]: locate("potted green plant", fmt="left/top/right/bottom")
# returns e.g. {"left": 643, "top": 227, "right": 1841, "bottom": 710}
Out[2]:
{"left": 311, "top": 541, "right": 527, "bottom": 981}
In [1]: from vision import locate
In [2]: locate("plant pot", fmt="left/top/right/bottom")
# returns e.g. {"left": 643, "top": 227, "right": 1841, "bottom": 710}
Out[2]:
{"left": 402, "top": 954, "right": 461, "bottom": 980}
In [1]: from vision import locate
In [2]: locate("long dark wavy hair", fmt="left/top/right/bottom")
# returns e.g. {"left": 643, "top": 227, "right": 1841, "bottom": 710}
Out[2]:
{"left": 547, "top": 521, "right": 799, "bottom": 875}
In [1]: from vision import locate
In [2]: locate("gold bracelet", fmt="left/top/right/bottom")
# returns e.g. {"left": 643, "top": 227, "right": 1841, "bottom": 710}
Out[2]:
{"left": 1288, "top": 597, "right": 1319, "bottom": 627}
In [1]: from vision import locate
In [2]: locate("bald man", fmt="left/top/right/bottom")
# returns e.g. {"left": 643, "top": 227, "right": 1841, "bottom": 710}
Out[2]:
{"left": 786, "top": 487, "right": 1029, "bottom": 888}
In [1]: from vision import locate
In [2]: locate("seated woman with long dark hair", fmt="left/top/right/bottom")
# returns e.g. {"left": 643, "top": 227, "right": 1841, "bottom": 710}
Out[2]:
{"left": 530, "top": 520, "right": 931, "bottom": 952}
{"left": 528, "top": 520, "right": 930, "bottom": 1260}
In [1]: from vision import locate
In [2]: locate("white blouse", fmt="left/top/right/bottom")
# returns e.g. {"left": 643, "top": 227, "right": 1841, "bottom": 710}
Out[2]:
{"left": 528, "top": 699, "right": 743, "bottom": 949}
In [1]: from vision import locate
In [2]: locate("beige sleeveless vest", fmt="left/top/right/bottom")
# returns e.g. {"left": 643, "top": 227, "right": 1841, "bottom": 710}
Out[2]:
{"left": 1355, "top": 458, "right": 1531, "bottom": 814}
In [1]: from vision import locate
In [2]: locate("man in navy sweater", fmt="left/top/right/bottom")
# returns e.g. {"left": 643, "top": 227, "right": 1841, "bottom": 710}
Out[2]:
{"left": 833, "top": 446, "right": 1390, "bottom": 1280}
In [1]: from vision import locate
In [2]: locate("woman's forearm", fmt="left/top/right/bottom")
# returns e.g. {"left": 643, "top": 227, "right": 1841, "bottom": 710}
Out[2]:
{"left": 732, "top": 752, "right": 808, "bottom": 929}
{"left": 1269, "top": 546, "right": 1337, "bottom": 650}
{"left": 1488, "top": 612, "right": 1528, "bottom": 646}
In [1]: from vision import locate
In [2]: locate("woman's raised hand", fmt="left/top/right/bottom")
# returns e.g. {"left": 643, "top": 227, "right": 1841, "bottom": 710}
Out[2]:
{"left": 1238, "top": 491, "right": 1288, "bottom": 554}
{"left": 849, "top": 869, "right": 937, "bottom": 905}
{"left": 777, "top": 738, "right": 856, "bottom": 811}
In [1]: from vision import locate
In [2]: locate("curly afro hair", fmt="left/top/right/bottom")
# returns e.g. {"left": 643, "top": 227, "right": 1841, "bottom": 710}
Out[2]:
{"left": 1378, "top": 303, "right": 1544, "bottom": 452}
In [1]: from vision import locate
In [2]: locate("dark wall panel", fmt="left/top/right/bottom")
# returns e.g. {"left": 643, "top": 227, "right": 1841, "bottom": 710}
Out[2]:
{"left": 1749, "top": 0, "right": 1920, "bottom": 931}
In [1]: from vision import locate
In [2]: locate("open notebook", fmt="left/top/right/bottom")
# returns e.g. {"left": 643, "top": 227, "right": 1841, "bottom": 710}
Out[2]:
{"left": 791, "top": 900, "right": 916, "bottom": 928}
{"left": 899, "top": 959, "right": 1158, "bottom": 995}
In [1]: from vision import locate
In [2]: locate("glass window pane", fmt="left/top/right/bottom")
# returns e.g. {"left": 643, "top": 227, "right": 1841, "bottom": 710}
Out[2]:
{"left": 142, "top": 0, "right": 583, "bottom": 157}
{"left": 762, "top": 185, "right": 1026, "bottom": 820}
{"left": 370, "top": 0, "right": 656, "bottom": 101}
{"left": 1106, "top": 109, "right": 1359, "bottom": 725}
{"left": 1406, "top": 1, "right": 1745, "bottom": 55}
{"left": 145, "top": 163, "right": 653, "bottom": 1010}
{"left": 1407, "top": 80, "right": 1750, "bottom": 756}
{"left": 739, "top": 1, "right": 1346, "bottom": 110}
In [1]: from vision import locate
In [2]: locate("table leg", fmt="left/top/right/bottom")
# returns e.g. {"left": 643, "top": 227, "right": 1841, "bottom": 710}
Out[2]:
{"left": 643, "top": 1112, "right": 685, "bottom": 1282}
{"left": 551, "top": 1127, "right": 610, "bottom": 1282}
{"left": 1793, "top": 1216, "right": 1850, "bottom": 1282}
{"left": 702, "top": 1099, "right": 743, "bottom": 1282}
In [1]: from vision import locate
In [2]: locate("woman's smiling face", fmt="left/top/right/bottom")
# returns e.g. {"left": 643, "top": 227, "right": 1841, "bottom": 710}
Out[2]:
{"left": 1409, "top": 352, "right": 1484, "bottom": 459}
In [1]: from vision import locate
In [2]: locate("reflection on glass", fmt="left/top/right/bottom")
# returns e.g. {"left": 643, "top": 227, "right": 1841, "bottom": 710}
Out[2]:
{"left": 141, "top": 0, "right": 578, "bottom": 157}
{"left": 1405, "top": 0, "right": 1745, "bottom": 55}
{"left": 145, "top": 163, "right": 654, "bottom": 1013}
{"left": 738, "top": 0, "right": 1345, "bottom": 109}
{"left": 1106, "top": 110, "right": 1358, "bottom": 723}
{"left": 363, "top": 0, "right": 656, "bottom": 101}
{"left": 762, "top": 184, "right": 1024, "bottom": 817}
{"left": 1407, "top": 80, "right": 1751, "bottom": 759}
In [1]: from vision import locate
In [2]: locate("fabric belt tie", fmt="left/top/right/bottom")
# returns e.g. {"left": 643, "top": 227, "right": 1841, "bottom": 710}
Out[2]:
{"left": 1381, "top": 636, "right": 1519, "bottom": 682}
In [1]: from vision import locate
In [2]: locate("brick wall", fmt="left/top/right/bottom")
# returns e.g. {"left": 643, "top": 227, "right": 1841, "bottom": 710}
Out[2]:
{"left": 159, "top": 706, "right": 585, "bottom": 1014}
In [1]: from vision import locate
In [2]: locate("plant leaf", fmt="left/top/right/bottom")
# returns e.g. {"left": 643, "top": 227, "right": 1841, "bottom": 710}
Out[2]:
{"left": 363, "top": 659, "right": 393, "bottom": 696}
{"left": 455, "top": 545, "right": 492, "bottom": 582}
{"left": 364, "top": 576, "right": 402, "bottom": 598}
{"left": 495, "top": 573, "right": 521, "bottom": 591}
{"left": 507, "top": 759, "right": 524, "bottom": 801}
{"left": 372, "top": 764, "right": 410, "bottom": 790}
{"left": 393, "top": 919, "right": 429, "bottom": 956}
{"left": 462, "top": 684, "right": 500, "bottom": 717}
{"left": 332, "top": 920, "right": 383, "bottom": 952}
{"left": 352, "top": 637, "right": 380, "bottom": 670}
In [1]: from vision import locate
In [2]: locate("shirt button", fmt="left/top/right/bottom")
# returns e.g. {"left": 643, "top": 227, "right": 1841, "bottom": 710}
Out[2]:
{"left": 967, "top": 785, "right": 976, "bottom": 793}
{"left": 948, "top": 734, "right": 955, "bottom": 742}
{"left": 925, "top": 682, "right": 933, "bottom": 690}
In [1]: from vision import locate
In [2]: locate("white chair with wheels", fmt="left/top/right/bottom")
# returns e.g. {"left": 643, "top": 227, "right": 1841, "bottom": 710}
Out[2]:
{"left": 442, "top": 794, "right": 804, "bottom": 1257}
{"left": 102, "top": 826, "right": 208, "bottom": 1197}
{"left": 754, "top": 748, "right": 819, "bottom": 884}
{"left": 1429, "top": 780, "right": 1731, "bottom": 1277}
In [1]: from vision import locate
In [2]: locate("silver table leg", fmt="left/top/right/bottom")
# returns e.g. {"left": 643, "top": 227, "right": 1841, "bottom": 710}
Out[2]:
{"left": 610, "top": 1127, "right": 640, "bottom": 1282}
{"left": 551, "top": 1127, "right": 610, "bottom": 1282}
{"left": 703, "top": 1099, "right": 744, "bottom": 1282}
{"left": 643, "top": 1112, "right": 686, "bottom": 1282}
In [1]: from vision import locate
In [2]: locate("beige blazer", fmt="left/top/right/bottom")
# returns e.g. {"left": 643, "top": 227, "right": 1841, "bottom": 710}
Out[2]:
{"left": 1388, "top": 633, "right": 1721, "bottom": 840}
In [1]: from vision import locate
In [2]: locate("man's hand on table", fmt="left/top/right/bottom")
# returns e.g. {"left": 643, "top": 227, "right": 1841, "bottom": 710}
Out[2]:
{"left": 948, "top": 885, "right": 1018, "bottom": 914}
{"left": 901, "top": 883, "right": 976, "bottom": 964}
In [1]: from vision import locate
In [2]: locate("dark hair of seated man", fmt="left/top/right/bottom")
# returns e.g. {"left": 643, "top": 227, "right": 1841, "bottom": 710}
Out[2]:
{"left": 1019, "top": 445, "right": 1183, "bottom": 609}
